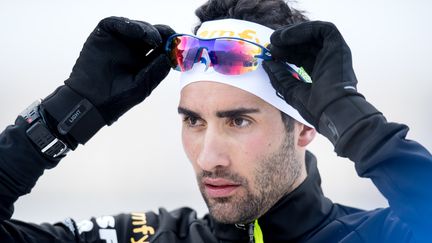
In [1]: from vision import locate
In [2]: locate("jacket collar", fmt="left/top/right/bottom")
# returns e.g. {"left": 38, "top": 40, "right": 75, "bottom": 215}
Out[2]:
{"left": 209, "top": 151, "right": 334, "bottom": 242}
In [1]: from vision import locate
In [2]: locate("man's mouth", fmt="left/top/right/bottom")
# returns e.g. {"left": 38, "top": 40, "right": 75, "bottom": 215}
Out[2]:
{"left": 203, "top": 178, "right": 241, "bottom": 198}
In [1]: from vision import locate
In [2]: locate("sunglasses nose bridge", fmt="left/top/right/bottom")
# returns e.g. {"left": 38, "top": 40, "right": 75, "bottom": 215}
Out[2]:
{"left": 196, "top": 47, "right": 212, "bottom": 72}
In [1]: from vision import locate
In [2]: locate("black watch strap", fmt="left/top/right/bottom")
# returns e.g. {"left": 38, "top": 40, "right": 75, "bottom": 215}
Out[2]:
{"left": 26, "top": 121, "right": 69, "bottom": 158}
{"left": 20, "top": 100, "right": 69, "bottom": 158}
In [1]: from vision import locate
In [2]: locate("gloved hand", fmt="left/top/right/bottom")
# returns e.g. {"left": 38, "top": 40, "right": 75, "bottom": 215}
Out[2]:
{"left": 263, "top": 21, "right": 380, "bottom": 145}
{"left": 41, "top": 16, "right": 175, "bottom": 147}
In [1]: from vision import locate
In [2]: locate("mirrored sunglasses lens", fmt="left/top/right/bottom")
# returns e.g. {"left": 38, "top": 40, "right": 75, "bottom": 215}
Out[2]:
{"left": 212, "top": 39, "right": 261, "bottom": 75}
{"left": 169, "top": 36, "right": 200, "bottom": 71}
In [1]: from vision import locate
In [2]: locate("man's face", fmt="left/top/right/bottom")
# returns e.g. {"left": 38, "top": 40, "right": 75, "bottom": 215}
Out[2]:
{"left": 178, "top": 82, "right": 305, "bottom": 224}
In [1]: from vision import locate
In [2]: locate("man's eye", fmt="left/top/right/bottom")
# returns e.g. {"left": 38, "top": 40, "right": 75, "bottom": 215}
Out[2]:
{"left": 183, "top": 116, "right": 204, "bottom": 127}
{"left": 230, "top": 117, "right": 251, "bottom": 128}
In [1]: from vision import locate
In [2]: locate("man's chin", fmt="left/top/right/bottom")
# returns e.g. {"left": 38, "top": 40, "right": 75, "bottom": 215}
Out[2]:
{"left": 200, "top": 184, "right": 262, "bottom": 224}
{"left": 206, "top": 197, "right": 255, "bottom": 224}
{"left": 208, "top": 208, "right": 243, "bottom": 224}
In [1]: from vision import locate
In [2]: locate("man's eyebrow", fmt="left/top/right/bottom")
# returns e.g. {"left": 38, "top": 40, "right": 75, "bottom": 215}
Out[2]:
{"left": 216, "top": 108, "right": 260, "bottom": 118}
{"left": 178, "top": 107, "right": 201, "bottom": 118}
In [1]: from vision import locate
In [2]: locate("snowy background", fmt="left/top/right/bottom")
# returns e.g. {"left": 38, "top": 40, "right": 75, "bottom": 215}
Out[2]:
{"left": 0, "top": 0, "right": 431, "bottom": 224}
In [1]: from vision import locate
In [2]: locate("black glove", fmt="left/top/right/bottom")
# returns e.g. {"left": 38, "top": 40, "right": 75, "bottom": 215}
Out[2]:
{"left": 41, "top": 17, "right": 175, "bottom": 147}
{"left": 263, "top": 21, "right": 380, "bottom": 145}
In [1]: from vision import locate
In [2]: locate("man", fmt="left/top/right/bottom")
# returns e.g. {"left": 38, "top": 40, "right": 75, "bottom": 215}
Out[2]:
{"left": 0, "top": 0, "right": 431, "bottom": 243}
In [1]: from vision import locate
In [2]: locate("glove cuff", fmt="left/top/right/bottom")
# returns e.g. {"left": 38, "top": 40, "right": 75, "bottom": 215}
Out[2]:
{"left": 41, "top": 85, "right": 106, "bottom": 147}
{"left": 318, "top": 95, "right": 381, "bottom": 145}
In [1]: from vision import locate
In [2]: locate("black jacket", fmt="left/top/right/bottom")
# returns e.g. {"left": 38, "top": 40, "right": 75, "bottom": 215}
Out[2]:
{"left": 1, "top": 114, "right": 431, "bottom": 242}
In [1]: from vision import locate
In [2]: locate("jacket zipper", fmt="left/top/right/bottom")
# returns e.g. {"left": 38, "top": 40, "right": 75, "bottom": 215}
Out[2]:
{"left": 248, "top": 222, "right": 254, "bottom": 243}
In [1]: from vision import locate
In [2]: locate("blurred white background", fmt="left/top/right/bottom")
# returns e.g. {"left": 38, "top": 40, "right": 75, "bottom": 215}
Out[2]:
{"left": 0, "top": 0, "right": 431, "bottom": 224}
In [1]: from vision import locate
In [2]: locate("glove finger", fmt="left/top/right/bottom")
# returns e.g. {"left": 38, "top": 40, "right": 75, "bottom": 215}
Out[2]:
{"left": 268, "top": 43, "right": 318, "bottom": 74}
{"left": 270, "top": 21, "right": 348, "bottom": 79}
{"left": 97, "top": 16, "right": 162, "bottom": 48}
{"left": 287, "top": 84, "right": 315, "bottom": 125}
{"left": 135, "top": 54, "right": 171, "bottom": 97}
{"left": 270, "top": 21, "right": 343, "bottom": 66}
{"left": 271, "top": 21, "right": 339, "bottom": 48}
{"left": 152, "top": 24, "right": 176, "bottom": 56}
{"left": 263, "top": 60, "right": 303, "bottom": 103}
{"left": 153, "top": 24, "right": 176, "bottom": 42}
{"left": 263, "top": 60, "right": 313, "bottom": 124}
{"left": 96, "top": 54, "right": 170, "bottom": 125}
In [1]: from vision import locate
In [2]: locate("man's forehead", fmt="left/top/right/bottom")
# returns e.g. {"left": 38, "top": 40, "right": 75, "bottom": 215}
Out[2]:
{"left": 178, "top": 81, "right": 279, "bottom": 118}
{"left": 180, "top": 81, "right": 268, "bottom": 107}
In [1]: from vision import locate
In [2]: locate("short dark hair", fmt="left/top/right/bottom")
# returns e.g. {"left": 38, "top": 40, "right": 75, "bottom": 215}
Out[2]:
{"left": 193, "top": 0, "right": 308, "bottom": 34}
{"left": 280, "top": 111, "right": 295, "bottom": 133}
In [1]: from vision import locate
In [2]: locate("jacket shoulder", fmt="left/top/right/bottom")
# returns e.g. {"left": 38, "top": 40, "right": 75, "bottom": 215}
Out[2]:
{"left": 306, "top": 207, "right": 413, "bottom": 242}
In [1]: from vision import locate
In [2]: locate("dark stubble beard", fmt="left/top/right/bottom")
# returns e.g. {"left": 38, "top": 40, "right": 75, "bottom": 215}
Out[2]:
{"left": 197, "top": 130, "right": 302, "bottom": 224}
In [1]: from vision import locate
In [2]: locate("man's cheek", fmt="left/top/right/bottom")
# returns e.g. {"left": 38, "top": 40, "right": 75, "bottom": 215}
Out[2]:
{"left": 237, "top": 134, "right": 270, "bottom": 160}
{"left": 182, "top": 131, "right": 200, "bottom": 166}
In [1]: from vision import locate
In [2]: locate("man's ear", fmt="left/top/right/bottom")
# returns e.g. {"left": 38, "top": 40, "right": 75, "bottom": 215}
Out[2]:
{"left": 297, "top": 123, "right": 316, "bottom": 147}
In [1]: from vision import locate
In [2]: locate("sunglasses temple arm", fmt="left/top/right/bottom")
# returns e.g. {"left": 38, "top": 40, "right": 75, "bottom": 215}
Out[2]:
{"left": 282, "top": 62, "right": 313, "bottom": 84}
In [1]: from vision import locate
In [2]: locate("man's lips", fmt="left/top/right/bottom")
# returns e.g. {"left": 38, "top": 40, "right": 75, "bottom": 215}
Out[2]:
{"left": 203, "top": 178, "right": 241, "bottom": 198}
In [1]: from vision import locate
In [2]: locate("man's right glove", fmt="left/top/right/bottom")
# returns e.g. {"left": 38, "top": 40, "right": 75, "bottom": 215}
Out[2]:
{"left": 40, "top": 17, "right": 175, "bottom": 148}
{"left": 262, "top": 21, "right": 381, "bottom": 146}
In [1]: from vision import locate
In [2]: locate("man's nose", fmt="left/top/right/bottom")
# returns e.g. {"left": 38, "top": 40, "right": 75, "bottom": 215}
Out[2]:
{"left": 196, "top": 128, "right": 230, "bottom": 171}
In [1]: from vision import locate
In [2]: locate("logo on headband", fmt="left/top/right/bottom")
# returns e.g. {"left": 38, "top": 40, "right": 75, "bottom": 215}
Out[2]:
{"left": 198, "top": 29, "right": 270, "bottom": 47}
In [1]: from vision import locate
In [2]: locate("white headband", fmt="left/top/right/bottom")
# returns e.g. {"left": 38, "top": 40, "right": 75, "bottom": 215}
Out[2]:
{"left": 179, "top": 18, "right": 312, "bottom": 127}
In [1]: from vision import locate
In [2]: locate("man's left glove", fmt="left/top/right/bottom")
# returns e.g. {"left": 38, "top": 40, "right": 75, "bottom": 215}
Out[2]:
{"left": 41, "top": 17, "right": 175, "bottom": 148}
{"left": 263, "top": 21, "right": 381, "bottom": 146}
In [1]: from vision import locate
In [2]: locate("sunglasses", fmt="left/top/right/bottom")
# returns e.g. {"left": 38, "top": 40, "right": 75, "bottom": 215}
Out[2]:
{"left": 165, "top": 34, "right": 271, "bottom": 75}
{"left": 165, "top": 34, "right": 312, "bottom": 82}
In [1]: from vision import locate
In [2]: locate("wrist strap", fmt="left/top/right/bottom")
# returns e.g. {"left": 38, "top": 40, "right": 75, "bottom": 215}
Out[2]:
{"left": 41, "top": 85, "right": 106, "bottom": 145}
{"left": 26, "top": 121, "right": 69, "bottom": 158}
{"left": 19, "top": 100, "right": 70, "bottom": 159}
